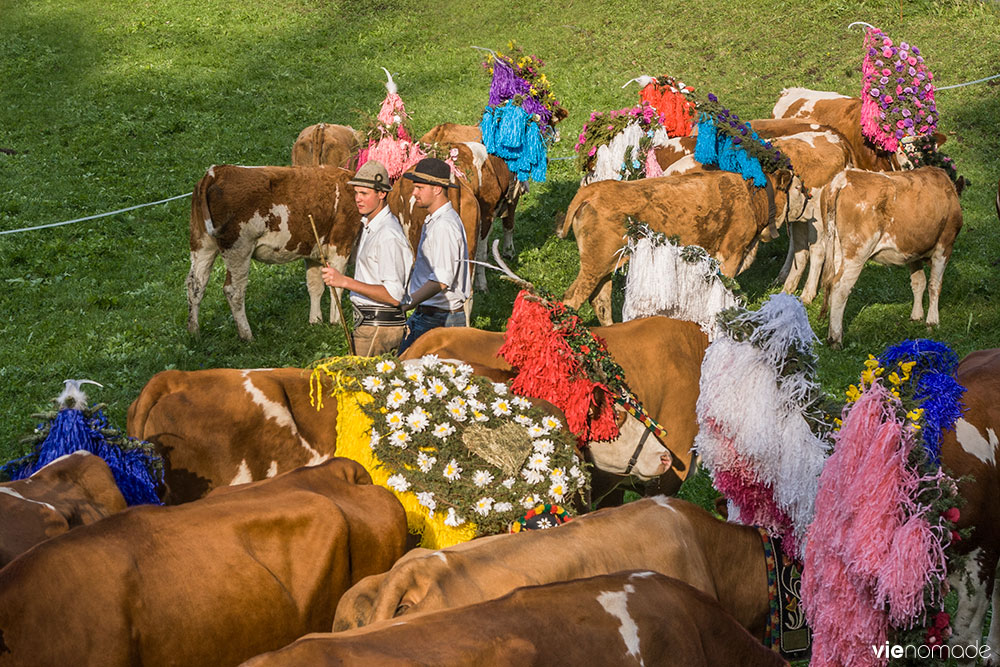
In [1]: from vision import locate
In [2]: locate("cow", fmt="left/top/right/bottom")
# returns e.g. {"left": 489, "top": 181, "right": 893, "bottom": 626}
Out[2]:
{"left": 820, "top": 166, "right": 963, "bottom": 347}
{"left": 291, "top": 123, "right": 361, "bottom": 168}
{"left": 332, "top": 496, "right": 769, "bottom": 639}
{"left": 186, "top": 164, "right": 363, "bottom": 341}
{"left": 556, "top": 169, "right": 793, "bottom": 326}
{"left": 398, "top": 316, "right": 708, "bottom": 496}
{"left": 0, "top": 451, "right": 126, "bottom": 567}
{"left": 0, "top": 457, "right": 406, "bottom": 667}
{"left": 246, "top": 571, "right": 788, "bottom": 667}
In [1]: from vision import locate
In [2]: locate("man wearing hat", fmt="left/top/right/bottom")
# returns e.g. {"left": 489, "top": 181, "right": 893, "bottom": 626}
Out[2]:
{"left": 322, "top": 160, "right": 413, "bottom": 356}
{"left": 397, "top": 157, "right": 471, "bottom": 354}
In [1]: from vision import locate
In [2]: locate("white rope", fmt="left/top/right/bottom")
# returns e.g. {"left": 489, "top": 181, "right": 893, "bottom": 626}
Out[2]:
{"left": 936, "top": 73, "right": 1000, "bottom": 90}
{"left": 0, "top": 192, "right": 191, "bottom": 236}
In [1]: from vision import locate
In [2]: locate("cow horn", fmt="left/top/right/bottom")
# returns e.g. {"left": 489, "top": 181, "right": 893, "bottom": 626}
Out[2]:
{"left": 490, "top": 240, "right": 532, "bottom": 288}
{"left": 621, "top": 75, "right": 656, "bottom": 89}
{"left": 846, "top": 21, "right": 877, "bottom": 31}
{"left": 381, "top": 67, "right": 397, "bottom": 95}
{"left": 470, "top": 45, "right": 498, "bottom": 58}
{"left": 56, "top": 379, "right": 104, "bottom": 410}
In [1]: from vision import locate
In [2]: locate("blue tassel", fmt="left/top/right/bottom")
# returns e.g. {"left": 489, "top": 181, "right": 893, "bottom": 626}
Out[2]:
{"left": 480, "top": 107, "right": 497, "bottom": 152}
{"left": 878, "top": 339, "right": 966, "bottom": 463}
{"left": 718, "top": 136, "right": 739, "bottom": 173}
{"left": 694, "top": 115, "right": 718, "bottom": 166}
{"left": 497, "top": 102, "right": 528, "bottom": 152}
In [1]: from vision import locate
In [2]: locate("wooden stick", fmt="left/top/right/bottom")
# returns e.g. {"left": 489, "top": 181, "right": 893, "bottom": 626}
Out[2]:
{"left": 309, "top": 214, "right": 355, "bottom": 355}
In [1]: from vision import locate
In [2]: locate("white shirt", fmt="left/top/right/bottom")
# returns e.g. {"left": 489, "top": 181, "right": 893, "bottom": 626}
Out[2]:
{"left": 350, "top": 207, "right": 413, "bottom": 308}
{"left": 408, "top": 202, "right": 471, "bottom": 310}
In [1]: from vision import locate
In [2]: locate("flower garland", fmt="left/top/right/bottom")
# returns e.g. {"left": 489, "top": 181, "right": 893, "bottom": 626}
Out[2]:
{"left": 802, "top": 339, "right": 968, "bottom": 666}
{"left": 356, "top": 72, "right": 426, "bottom": 180}
{"left": 638, "top": 75, "right": 696, "bottom": 138}
{"left": 509, "top": 503, "right": 573, "bottom": 533}
{"left": 693, "top": 93, "right": 792, "bottom": 186}
{"left": 309, "top": 356, "right": 587, "bottom": 548}
{"left": 901, "top": 134, "right": 962, "bottom": 187}
{"left": 479, "top": 43, "right": 561, "bottom": 183}
{"left": 2, "top": 391, "right": 163, "bottom": 506}
{"left": 573, "top": 102, "right": 665, "bottom": 179}
{"left": 860, "top": 27, "right": 937, "bottom": 153}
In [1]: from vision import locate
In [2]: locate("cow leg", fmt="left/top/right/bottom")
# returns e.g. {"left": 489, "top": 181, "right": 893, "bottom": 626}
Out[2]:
{"left": 800, "top": 213, "right": 826, "bottom": 304}
{"left": 780, "top": 220, "right": 810, "bottom": 294}
{"left": 317, "top": 254, "right": 350, "bottom": 327}
{"left": 590, "top": 278, "right": 614, "bottom": 327}
{"left": 186, "top": 240, "right": 219, "bottom": 336}
{"left": 501, "top": 207, "right": 515, "bottom": 259}
{"left": 474, "top": 239, "right": 489, "bottom": 293}
{"left": 221, "top": 254, "right": 254, "bottom": 341}
{"left": 305, "top": 259, "right": 326, "bottom": 325}
{"left": 826, "top": 257, "right": 864, "bottom": 348}
{"left": 908, "top": 261, "right": 927, "bottom": 322}
{"left": 948, "top": 548, "right": 991, "bottom": 665}
{"left": 926, "top": 252, "right": 949, "bottom": 327}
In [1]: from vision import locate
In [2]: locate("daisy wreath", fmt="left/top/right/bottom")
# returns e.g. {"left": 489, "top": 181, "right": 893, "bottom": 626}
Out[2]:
{"left": 310, "top": 356, "right": 587, "bottom": 549}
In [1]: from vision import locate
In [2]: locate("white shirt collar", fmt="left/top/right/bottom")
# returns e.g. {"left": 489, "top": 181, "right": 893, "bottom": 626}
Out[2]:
{"left": 362, "top": 205, "right": 393, "bottom": 231}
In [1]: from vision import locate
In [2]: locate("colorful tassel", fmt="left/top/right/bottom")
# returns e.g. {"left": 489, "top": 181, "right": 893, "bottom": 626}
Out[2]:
{"left": 694, "top": 115, "right": 718, "bottom": 165}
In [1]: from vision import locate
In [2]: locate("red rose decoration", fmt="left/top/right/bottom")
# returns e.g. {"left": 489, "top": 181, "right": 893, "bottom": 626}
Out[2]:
{"left": 579, "top": 345, "right": 590, "bottom": 354}
{"left": 951, "top": 530, "right": 962, "bottom": 542}
{"left": 934, "top": 611, "right": 950, "bottom": 629}
{"left": 943, "top": 507, "right": 960, "bottom": 523}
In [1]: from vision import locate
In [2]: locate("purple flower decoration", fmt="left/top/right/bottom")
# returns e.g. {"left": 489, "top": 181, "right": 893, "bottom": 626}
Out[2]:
{"left": 870, "top": 88, "right": 881, "bottom": 97}
{"left": 909, "top": 67, "right": 917, "bottom": 76}
{"left": 708, "top": 93, "right": 717, "bottom": 102}
{"left": 880, "top": 77, "right": 889, "bottom": 85}
{"left": 904, "top": 118, "right": 914, "bottom": 127}
{"left": 912, "top": 46, "right": 920, "bottom": 55}
{"left": 895, "top": 129, "right": 904, "bottom": 138}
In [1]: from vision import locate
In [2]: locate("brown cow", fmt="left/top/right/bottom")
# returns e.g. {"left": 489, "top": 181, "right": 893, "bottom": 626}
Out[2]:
{"left": 0, "top": 451, "right": 126, "bottom": 567}
{"left": 820, "top": 166, "right": 963, "bottom": 347}
{"left": 332, "top": 497, "right": 769, "bottom": 639}
{"left": 291, "top": 123, "right": 361, "bottom": 168}
{"left": 185, "top": 164, "right": 363, "bottom": 341}
{"left": 247, "top": 571, "right": 787, "bottom": 667}
{"left": 557, "top": 170, "right": 792, "bottom": 325}
{"left": 0, "top": 458, "right": 406, "bottom": 667}
{"left": 399, "top": 316, "right": 708, "bottom": 494}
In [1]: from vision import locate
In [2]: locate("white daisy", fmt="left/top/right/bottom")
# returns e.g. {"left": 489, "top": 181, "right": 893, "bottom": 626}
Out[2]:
{"left": 474, "top": 497, "right": 494, "bottom": 516}
{"left": 548, "top": 481, "right": 567, "bottom": 503}
{"left": 414, "top": 385, "right": 433, "bottom": 403}
{"left": 527, "top": 452, "right": 550, "bottom": 472}
{"left": 406, "top": 407, "right": 430, "bottom": 432}
{"left": 443, "top": 459, "right": 462, "bottom": 481}
{"left": 417, "top": 452, "right": 437, "bottom": 473}
{"left": 444, "top": 507, "right": 466, "bottom": 527}
{"left": 369, "top": 429, "right": 381, "bottom": 449}
{"left": 386, "top": 474, "right": 410, "bottom": 492}
{"left": 361, "top": 375, "right": 384, "bottom": 393}
{"left": 522, "top": 468, "right": 544, "bottom": 485}
{"left": 472, "top": 470, "right": 494, "bottom": 487}
{"left": 457, "top": 363, "right": 474, "bottom": 377}
{"left": 512, "top": 396, "right": 532, "bottom": 410}
{"left": 433, "top": 422, "right": 456, "bottom": 439}
{"left": 513, "top": 415, "right": 533, "bottom": 427}
{"left": 521, "top": 494, "right": 541, "bottom": 509}
{"left": 386, "top": 387, "right": 411, "bottom": 409}
{"left": 385, "top": 411, "right": 405, "bottom": 430}
{"left": 533, "top": 439, "right": 555, "bottom": 455}
{"left": 550, "top": 468, "right": 567, "bottom": 485}
{"left": 468, "top": 398, "right": 485, "bottom": 413}
{"left": 390, "top": 378, "right": 405, "bottom": 387}
{"left": 491, "top": 398, "right": 511, "bottom": 417}
{"left": 447, "top": 404, "right": 467, "bottom": 422}
{"left": 492, "top": 382, "right": 508, "bottom": 396}
{"left": 442, "top": 364, "right": 458, "bottom": 377}
{"left": 570, "top": 465, "right": 584, "bottom": 481}
{"left": 416, "top": 491, "right": 436, "bottom": 512}
{"left": 536, "top": 517, "right": 554, "bottom": 529}
{"left": 405, "top": 368, "right": 424, "bottom": 385}
{"left": 389, "top": 430, "right": 410, "bottom": 448}
{"left": 375, "top": 359, "right": 397, "bottom": 373}
{"left": 463, "top": 383, "right": 479, "bottom": 398}
{"left": 420, "top": 354, "right": 440, "bottom": 369}
{"left": 526, "top": 425, "right": 549, "bottom": 439}
{"left": 471, "top": 409, "right": 489, "bottom": 423}
{"left": 494, "top": 501, "right": 513, "bottom": 513}
{"left": 541, "top": 416, "right": 562, "bottom": 431}
{"left": 501, "top": 477, "right": 516, "bottom": 489}
{"left": 428, "top": 377, "right": 449, "bottom": 398}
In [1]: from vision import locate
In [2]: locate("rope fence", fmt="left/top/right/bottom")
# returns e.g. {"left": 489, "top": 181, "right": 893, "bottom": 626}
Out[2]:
{"left": 0, "top": 193, "right": 191, "bottom": 237}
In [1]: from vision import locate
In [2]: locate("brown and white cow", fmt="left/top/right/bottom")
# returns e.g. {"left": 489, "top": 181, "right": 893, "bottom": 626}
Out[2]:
{"left": 186, "top": 164, "right": 363, "bottom": 341}
{"left": 399, "top": 316, "right": 708, "bottom": 495}
{"left": 820, "top": 166, "right": 963, "bottom": 347}
{"left": 247, "top": 571, "right": 787, "bottom": 667}
{"left": 0, "top": 451, "right": 126, "bottom": 567}
{"left": 333, "top": 496, "right": 769, "bottom": 639}
{"left": 557, "top": 169, "right": 793, "bottom": 325}
{"left": 291, "top": 123, "right": 361, "bottom": 169}
{"left": 0, "top": 457, "right": 406, "bottom": 667}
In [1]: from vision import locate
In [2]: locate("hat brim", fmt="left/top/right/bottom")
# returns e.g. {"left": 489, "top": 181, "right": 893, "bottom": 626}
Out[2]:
{"left": 347, "top": 178, "right": 391, "bottom": 192}
{"left": 403, "top": 172, "right": 458, "bottom": 188}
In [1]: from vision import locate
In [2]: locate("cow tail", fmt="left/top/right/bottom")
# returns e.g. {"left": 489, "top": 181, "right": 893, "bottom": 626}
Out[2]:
{"left": 190, "top": 167, "right": 218, "bottom": 247}
{"left": 557, "top": 193, "right": 589, "bottom": 239}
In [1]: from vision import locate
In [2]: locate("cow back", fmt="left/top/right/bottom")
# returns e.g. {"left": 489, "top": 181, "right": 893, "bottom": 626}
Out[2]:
{"left": 419, "top": 123, "right": 483, "bottom": 145}
{"left": 291, "top": 123, "right": 360, "bottom": 168}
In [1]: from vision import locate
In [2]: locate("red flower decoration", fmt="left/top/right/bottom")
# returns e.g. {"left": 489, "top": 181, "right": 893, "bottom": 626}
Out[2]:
{"left": 934, "top": 611, "right": 950, "bottom": 629}
{"left": 943, "top": 507, "right": 960, "bottom": 523}
{"left": 951, "top": 530, "right": 962, "bottom": 542}
{"left": 580, "top": 345, "right": 590, "bottom": 354}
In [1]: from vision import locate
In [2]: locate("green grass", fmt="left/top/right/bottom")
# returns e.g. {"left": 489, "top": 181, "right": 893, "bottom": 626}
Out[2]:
{"left": 2, "top": 0, "right": 999, "bottom": 467}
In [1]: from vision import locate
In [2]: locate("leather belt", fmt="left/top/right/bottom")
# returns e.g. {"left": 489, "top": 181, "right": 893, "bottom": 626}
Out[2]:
{"left": 353, "top": 304, "right": 406, "bottom": 326}
{"left": 415, "top": 304, "right": 465, "bottom": 315}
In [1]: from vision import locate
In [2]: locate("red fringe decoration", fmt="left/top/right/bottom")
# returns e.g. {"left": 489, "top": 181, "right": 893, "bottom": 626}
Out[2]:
{"left": 640, "top": 82, "right": 695, "bottom": 138}
{"left": 498, "top": 291, "right": 620, "bottom": 443}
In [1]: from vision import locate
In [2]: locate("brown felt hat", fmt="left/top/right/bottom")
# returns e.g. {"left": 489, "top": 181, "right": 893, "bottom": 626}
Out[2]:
{"left": 402, "top": 157, "right": 457, "bottom": 188}
{"left": 348, "top": 160, "right": 391, "bottom": 192}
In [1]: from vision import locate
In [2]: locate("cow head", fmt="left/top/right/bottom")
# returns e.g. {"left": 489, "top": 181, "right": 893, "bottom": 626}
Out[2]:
{"left": 585, "top": 398, "right": 673, "bottom": 480}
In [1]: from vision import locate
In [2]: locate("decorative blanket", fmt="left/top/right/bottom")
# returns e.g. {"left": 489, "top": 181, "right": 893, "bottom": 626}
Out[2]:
{"left": 760, "top": 528, "right": 811, "bottom": 661}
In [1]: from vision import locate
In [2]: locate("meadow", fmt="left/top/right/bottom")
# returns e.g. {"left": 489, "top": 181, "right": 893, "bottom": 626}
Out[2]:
{"left": 1, "top": 0, "right": 998, "bottom": 466}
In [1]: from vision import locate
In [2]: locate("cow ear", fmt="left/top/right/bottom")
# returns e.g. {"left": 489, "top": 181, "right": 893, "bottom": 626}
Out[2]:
{"left": 933, "top": 132, "right": 947, "bottom": 148}
{"left": 774, "top": 169, "right": 794, "bottom": 192}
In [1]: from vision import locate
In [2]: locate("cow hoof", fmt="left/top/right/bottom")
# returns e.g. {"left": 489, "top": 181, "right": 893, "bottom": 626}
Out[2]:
{"left": 827, "top": 338, "right": 842, "bottom": 351}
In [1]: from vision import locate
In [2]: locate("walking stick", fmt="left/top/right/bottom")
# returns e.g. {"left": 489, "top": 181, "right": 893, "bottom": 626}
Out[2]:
{"left": 309, "top": 214, "right": 355, "bottom": 355}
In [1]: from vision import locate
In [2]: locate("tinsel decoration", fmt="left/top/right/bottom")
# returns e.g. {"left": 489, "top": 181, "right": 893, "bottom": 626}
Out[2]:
{"left": 2, "top": 381, "right": 163, "bottom": 506}
{"left": 355, "top": 68, "right": 426, "bottom": 180}
{"left": 694, "top": 294, "right": 831, "bottom": 559}
{"left": 638, "top": 75, "right": 696, "bottom": 137}
{"left": 860, "top": 27, "right": 937, "bottom": 153}
{"left": 619, "top": 220, "right": 742, "bottom": 340}
{"left": 574, "top": 103, "right": 670, "bottom": 183}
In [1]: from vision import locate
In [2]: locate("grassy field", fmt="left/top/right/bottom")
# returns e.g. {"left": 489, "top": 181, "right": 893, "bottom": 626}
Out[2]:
{"left": 1, "top": 0, "right": 999, "bottom": 469}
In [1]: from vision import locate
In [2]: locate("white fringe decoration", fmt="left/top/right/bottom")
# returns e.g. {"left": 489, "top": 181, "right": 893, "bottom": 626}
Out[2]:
{"left": 581, "top": 124, "right": 670, "bottom": 185}
{"left": 693, "top": 294, "right": 829, "bottom": 558}
{"left": 621, "top": 229, "right": 742, "bottom": 341}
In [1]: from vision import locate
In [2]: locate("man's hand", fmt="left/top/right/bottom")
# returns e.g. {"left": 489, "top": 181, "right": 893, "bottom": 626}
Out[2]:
{"left": 322, "top": 266, "right": 345, "bottom": 288}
